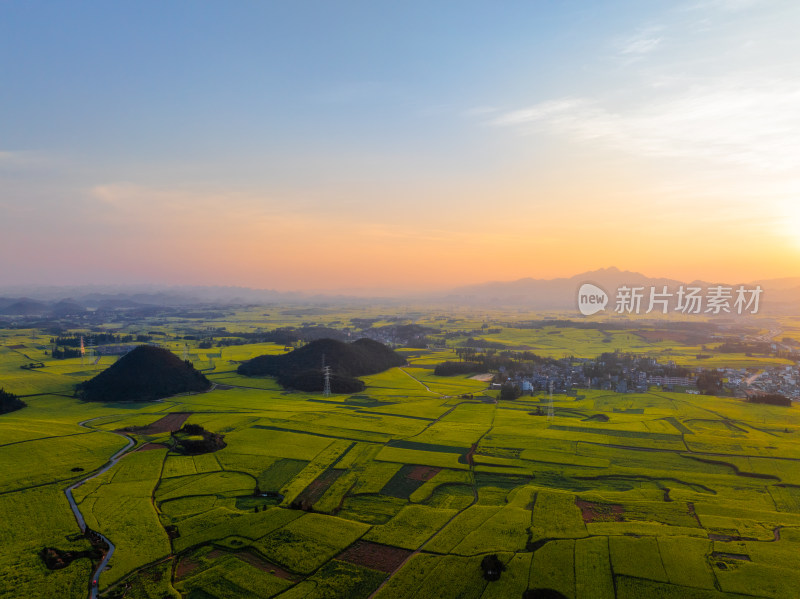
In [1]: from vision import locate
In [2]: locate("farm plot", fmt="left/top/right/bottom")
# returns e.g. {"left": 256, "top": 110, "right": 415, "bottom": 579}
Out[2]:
{"left": 364, "top": 504, "right": 458, "bottom": 550}
{"left": 408, "top": 420, "right": 489, "bottom": 447}
{"left": 176, "top": 552, "right": 292, "bottom": 599}
{"left": 426, "top": 506, "right": 501, "bottom": 554}
{"left": 574, "top": 536, "right": 614, "bottom": 599}
{"left": 657, "top": 536, "right": 717, "bottom": 590}
{"left": 608, "top": 535, "right": 668, "bottom": 582}
{"left": 222, "top": 427, "right": 334, "bottom": 461}
{"left": 291, "top": 467, "right": 345, "bottom": 509}
{"left": 372, "top": 553, "right": 440, "bottom": 599}
{"left": 76, "top": 448, "right": 171, "bottom": 587}
{"left": 0, "top": 485, "right": 94, "bottom": 599}
{"left": 376, "top": 445, "right": 468, "bottom": 470}
{"left": 0, "top": 418, "right": 87, "bottom": 445}
{"left": 161, "top": 454, "right": 222, "bottom": 478}
{"left": 475, "top": 472, "right": 533, "bottom": 505}
{"left": 530, "top": 491, "right": 587, "bottom": 540}
{"left": 379, "top": 554, "right": 489, "bottom": 599}
{"left": 450, "top": 505, "right": 530, "bottom": 555}
{"left": 615, "top": 575, "right": 759, "bottom": 599}
{"left": 349, "top": 461, "right": 405, "bottom": 495}
{"left": 292, "top": 559, "right": 387, "bottom": 599}
{"left": 253, "top": 513, "right": 369, "bottom": 574}
{"left": 0, "top": 430, "right": 128, "bottom": 492}
{"left": 119, "top": 559, "right": 178, "bottom": 599}
{"left": 381, "top": 464, "right": 443, "bottom": 499}
{"left": 338, "top": 495, "right": 408, "bottom": 525}
{"left": 156, "top": 471, "right": 255, "bottom": 502}
{"left": 338, "top": 540, "right": 413, "bottom": 573}
{"left": 480, "top": 552, "right": 531, "bottom": 599}
{"left": 159, "top": 494, "right": 221, "bottom": 521}
{"left": 409, "top": 468, "right": 473, "bottom": 504}
{"left": 172, "top": 506, "right": 302, "bottom": 553}
{"left": 529, "top": 539, "right": 575, "bottom": 599}
{"left": 280, "top": 440, "right": 353, "bottom": 506}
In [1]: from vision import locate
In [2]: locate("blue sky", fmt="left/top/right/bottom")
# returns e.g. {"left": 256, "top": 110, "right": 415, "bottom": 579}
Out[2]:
{"left": 2, "top": 1, "right": 799, "bottom": 291}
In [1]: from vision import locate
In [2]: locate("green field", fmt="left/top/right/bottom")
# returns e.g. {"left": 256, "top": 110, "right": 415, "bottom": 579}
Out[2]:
{"left": 0, "top": 311, "right": 799, "bottom": 598}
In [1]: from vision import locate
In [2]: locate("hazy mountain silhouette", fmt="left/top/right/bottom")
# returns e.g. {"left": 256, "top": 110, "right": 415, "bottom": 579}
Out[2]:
{"left": 440, "top": 267, "right": 797, "bottom": 311}
{"left": 0, "top": 269, "right": 797, "bottom": 312}
{"left": 0, "top": 298, "right": 50, "bottom": 315}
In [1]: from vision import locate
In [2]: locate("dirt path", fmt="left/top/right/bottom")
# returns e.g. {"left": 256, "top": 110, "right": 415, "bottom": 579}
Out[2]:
{"left": 399, "top": 367, "right": 441, "bottom": 395}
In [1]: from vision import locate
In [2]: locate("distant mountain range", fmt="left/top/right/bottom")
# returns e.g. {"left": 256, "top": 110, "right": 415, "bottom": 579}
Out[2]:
{"left": 0, "top": 268, "right": 797, "bottom": 314}
{"left": 439, "top": 267, "right": 800, "bottom": 312}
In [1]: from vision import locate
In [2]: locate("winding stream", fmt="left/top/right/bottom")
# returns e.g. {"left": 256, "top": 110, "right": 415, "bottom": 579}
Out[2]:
{"left": 64, "top": 417, "right": 135, "bottom": 598}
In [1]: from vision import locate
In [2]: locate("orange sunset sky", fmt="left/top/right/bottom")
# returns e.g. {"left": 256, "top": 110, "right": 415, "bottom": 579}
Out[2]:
{"left": 1, "top": 1, "right": 799, "bottom": 294}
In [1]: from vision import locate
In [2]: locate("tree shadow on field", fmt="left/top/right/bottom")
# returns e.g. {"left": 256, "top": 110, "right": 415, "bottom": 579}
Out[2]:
{"left": 523, "top": 590, "right": 568, "bottom": 599}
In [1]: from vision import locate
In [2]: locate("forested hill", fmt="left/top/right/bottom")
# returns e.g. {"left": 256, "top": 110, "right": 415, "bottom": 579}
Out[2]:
{"left": 76, "top": 345, "right": 211, "bottom": 402}
{"left": 237, "top": 338, "right": 406, "bottom": 383}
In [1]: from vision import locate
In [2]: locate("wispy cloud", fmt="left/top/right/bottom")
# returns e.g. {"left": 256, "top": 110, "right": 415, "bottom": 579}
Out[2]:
{"left": 685, "top": 0, "right": 766, "bottom": 13}
{"left": 491, "top": 99, "right": 588, "bottom": 127}
{"left": 490, "top": 79, "right": 800, "bottom": 172}
{"left": 616, "top": 27, "right": 663, "bottom": 56}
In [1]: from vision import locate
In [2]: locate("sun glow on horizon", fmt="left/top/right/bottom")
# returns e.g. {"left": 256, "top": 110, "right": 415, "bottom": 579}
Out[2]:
{"left": 1, "top": 1, "right": 799, "bottom": 291}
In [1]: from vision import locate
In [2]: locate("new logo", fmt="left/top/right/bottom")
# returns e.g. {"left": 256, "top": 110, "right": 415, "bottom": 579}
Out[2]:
{"left": 577, "top": 283, "right": 608, "bottom": 316}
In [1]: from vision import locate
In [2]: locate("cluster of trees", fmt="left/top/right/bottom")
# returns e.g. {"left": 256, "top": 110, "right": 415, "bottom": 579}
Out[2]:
{"left": 696, "top": 370, "right": 724, "bottom": 395}
{"left": 231, "top": 326, "right": 351, "bottom": 345}
{"left": 282, "top": 371, "right": 366, "bottom": 393}
{"left": 51, "top": 347, "right": 82, "bottom": 359}
{"left": 173, "top": 423, "right": 226, "bottom": 454}
{"left": 480, "top": 554, "right": 506, "bottom": 581}
{"left": 463, "top": 337, "right": 508, "bottom": 349}
{"left": 51, "top": 333, "right": 151, "bottom": 347}
{"left": 453, "top": 348, "right": 555, "bottom": 374}
{"left": 748, "top": 393, "right": 792, "bottom": 407}
{"left": 434, "top": 361, "right": 483, "bottom": 376}
{"left": 717, "top": 341, "right": 773, "bottom": 355}
{"left": 499, "top": 382, "right": 522, "bottom": 400}
{"left": 0, "top": 388, "right": 26, "bottom": 414}
{"left": 19, "top": 362, "right": 44, "bottom": 370}
{"left": 38, "top": 546, "right": 101, "bottom": 570}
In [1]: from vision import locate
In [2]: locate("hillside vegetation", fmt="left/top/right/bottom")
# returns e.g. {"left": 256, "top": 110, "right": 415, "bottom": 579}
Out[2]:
{"left": 76, "top": 345, "right": 211, "bottom": 402}
{"left": 238, "top": 338, "right": 405, "bottom": 392}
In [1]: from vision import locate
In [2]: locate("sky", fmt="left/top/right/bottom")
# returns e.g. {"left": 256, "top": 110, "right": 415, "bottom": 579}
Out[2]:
{"left": 1, "top": 0, "right": 799, "bottom": 294}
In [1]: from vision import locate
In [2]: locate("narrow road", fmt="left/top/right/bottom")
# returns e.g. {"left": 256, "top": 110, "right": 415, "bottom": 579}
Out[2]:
{"left": 64, "top": 417, "right": 136, "bottom": 599}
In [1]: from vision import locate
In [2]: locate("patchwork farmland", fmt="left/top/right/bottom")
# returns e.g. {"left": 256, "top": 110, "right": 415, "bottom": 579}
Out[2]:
{"left": 1, "top": 312, "right": 799, "bottom": 598}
